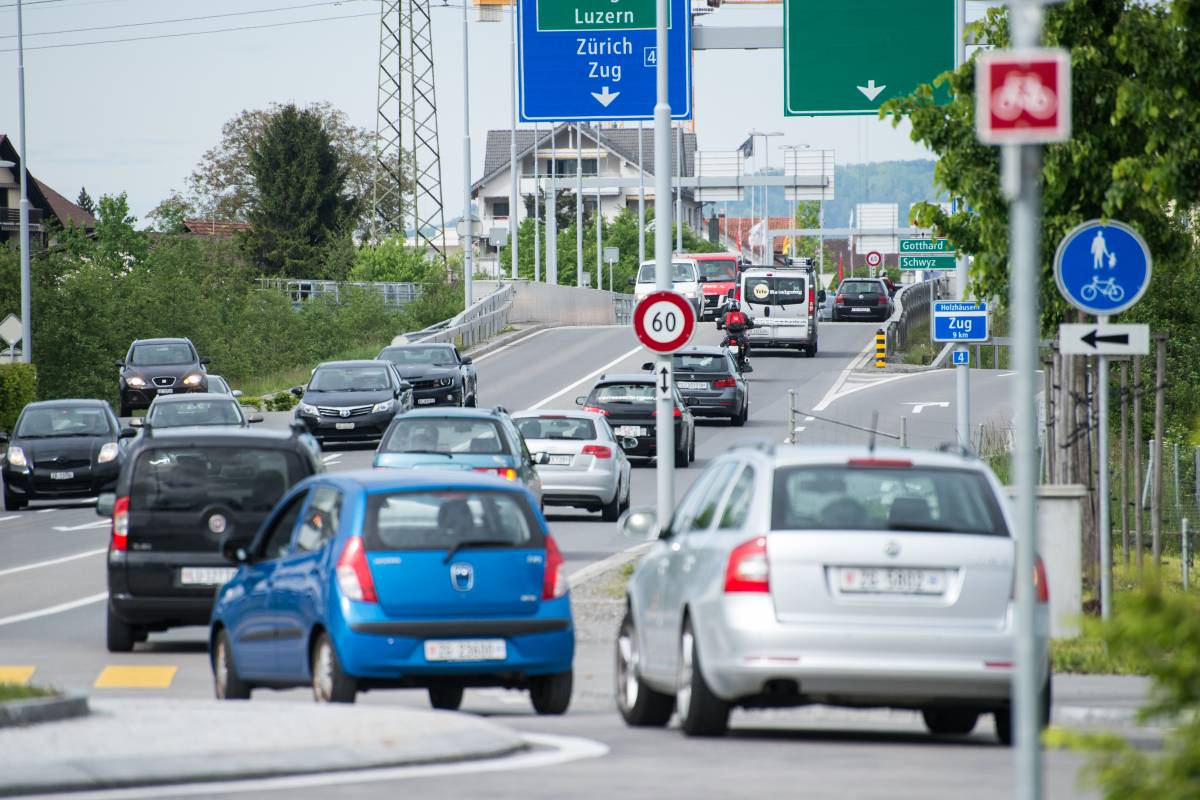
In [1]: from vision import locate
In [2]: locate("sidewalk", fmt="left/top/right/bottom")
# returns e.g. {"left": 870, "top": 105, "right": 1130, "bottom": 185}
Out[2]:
{"left": 0, "top": 699, "right": 524, "bottom": 796}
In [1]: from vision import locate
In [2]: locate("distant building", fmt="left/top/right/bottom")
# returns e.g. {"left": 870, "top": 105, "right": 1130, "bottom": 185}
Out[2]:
{"left": 0, "top": 134, "right": 94, "bottom": 246}
{"left": 182, "top": 219, "right": 250, "bottom": 238}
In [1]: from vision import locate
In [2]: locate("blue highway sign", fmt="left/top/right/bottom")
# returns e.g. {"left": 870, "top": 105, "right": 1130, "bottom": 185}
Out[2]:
{"left": 952, "top": 350, "right": 970, "bottom": 366}
{"left": 517, "top": 0, "right": 693, "bottom": 122}
{"left": 932, "top": 301, "right": 989, "bottom": 343}
{"left": 1054, "top": 219, "right": 1152, "bottom": 316}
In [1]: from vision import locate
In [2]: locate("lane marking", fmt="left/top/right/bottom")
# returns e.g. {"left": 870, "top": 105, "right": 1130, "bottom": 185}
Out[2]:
{"left": 804, "top": 416, "right": 815, "bottom": 422}
{"left": 0, "top": 515, "right": 20, "bottom": 523}
{"left": 94, "top": 665, "right": 178, "bottom": 689}
{"left": 52, "top": 521, "right": 111, "bottom": 532}
{"left": 468, "top": 326, "right": 555, "bottom": 363}
{"left": 529, "top": 346, "right": 643, "bottom": 410}
{"left": 0, "top": 547, "right": 107, "bottom": 578}
{"left": 902, "top": 401, "right": 951, "bottom": 415}
{"left": 38, "top": 509, "right": 56, "bottom": 514}
{"left": 0, "top": 665, "right": 35, "bottom": 685}
{"left": 321, "top": 454, "right": 342, "bottom": 464}
{"left": 0, "top": 592, "right": 107, "bottom": 628}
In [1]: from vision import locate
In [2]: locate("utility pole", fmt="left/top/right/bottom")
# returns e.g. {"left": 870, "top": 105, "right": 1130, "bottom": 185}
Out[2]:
{"left": 16, "top": 0, "right": 31, "bottom": 362}
{"left": 653, "top": 0, "right": 675, "bottom": 515}
{"left": 953, "top": 0, "right": 969, "bottom": 447}
{"left": 576, "top": 125, "right": 584, "bottom": 286}
{"left": 675, "top": 124, "right": 683, "bottom": 254}
{"left": 509, "top": 3, "right": 519, "bottom": 280}
{"left": 596, "top": 126, "right": 603, "bottom": 289}
{"left": 637, "top": 120, "right": 646, "bottom": 265}
{"left": 460, "top": 0, "right": 474, "bottom": 306}
{"left": 533, "top": 123, "right": 541, "bottom": 282}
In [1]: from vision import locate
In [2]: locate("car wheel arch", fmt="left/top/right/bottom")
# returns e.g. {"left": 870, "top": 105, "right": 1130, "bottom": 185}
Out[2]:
{"left": 209, "top": 622, "right": 227, "bottom": 669}
{"left": 306, "top": 623, "right": 330, "bottom": 678}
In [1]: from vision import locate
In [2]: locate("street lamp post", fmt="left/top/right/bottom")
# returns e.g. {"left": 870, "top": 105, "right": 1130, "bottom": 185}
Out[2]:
{"left": 461, "top": 0, "right": 474, "bottom": 307}
{"left": 16, "top": 0, "right": 31, "bottom": 363}
{"left": 780, "top": 144, "right": 810, "bottom": 260}
{"left": 747, "top": 130, "right": 782, "bottom": 265}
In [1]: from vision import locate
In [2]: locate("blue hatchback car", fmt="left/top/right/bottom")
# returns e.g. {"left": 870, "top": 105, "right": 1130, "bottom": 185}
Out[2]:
{"left": 209, "top": 469, "right": 574, "bottom": 714}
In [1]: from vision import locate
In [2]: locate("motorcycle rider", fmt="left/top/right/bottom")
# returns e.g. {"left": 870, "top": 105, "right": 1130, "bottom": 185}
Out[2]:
{"left": 718, "top": 295, "right": 754, "bottom": 369}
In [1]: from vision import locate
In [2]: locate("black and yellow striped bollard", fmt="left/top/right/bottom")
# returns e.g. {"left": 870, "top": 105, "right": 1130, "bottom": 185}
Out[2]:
{"left": 875, "top": 329, "right": 886, "bottom": 369}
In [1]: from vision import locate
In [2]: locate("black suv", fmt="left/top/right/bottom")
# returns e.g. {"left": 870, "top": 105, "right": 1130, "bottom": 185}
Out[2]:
{"left": 376, "top": 343, "right": 479, "bottom": 408}
{"left": 118, "top": 338, "right": 211, "bottom": 417}
{"left": 293, "top": 360, "right": 414, "bottom": 445}
{"left": 576, "top": 374, "right": 695, "bottom": 467}
{"left": 99, "top": 425, "right": 323, "bottom": 652}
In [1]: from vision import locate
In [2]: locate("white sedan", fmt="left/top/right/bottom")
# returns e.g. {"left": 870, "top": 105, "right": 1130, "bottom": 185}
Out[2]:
{"left": 514, "top": 410, "right": 632, "bottom": 521}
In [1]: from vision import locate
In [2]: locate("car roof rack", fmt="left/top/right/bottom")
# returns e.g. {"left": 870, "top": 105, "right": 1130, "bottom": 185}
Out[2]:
{"left": 936, "top": 442, "right": 977, "bottom": 459}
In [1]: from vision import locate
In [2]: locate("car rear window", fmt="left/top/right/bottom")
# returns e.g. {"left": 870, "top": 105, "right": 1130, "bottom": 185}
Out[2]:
{"left": 839, "top": 281, "right": 884, "bottom": 294}
{"left": 364, "top": 490, "right": 543, "bottom": 551}
{"left": 771, "top": 465, "right": 1007, "bottom": 536}
{"left": 381, "top": 418, "right": 508, "bottom": 455}
{"left": 697, "top": 260, "right": 737, "bottom": 282}
{"left": 744, "top": 276, "right": 806, "bottom": 306}
{"left": 310, "top": 366, "right": 391, "bottom": 392}
{"left": 131, "top": 343, "right": 194, "bottom": 366}
{"left": 673, "top": 354, "right": 729, "bottom": 373}
{"left": 593, "top": 383, "right": 654, "bottom": 403}
{"left": 130, "top": 447, "right": 305, "bottom": 513}
{"left": 515, "top": 416, "right": 597, "bottom": 441}
{"left": 148, "top": 399, "right": 243, "bottom": 428}
{"left": 638, "top": 263, "right": 697, "bottom": 283}
{"left": 17, "top": 407, "right": 111, "bottom": 438}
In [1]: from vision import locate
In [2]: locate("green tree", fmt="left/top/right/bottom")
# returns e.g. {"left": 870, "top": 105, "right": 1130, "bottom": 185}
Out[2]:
{"left": 76, "top": 187, "right": 95, "bottom": 216}
{"left": 349, "top": 236, "right": 438, "bottom": 283}
{"left": 145, "top": 191, "right": 194, "bottom": 234}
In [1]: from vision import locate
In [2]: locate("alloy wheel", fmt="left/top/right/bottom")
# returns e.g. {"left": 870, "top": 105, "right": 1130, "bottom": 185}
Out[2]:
{"left": 677, "top": 628, "right": 695, "bottom": 721}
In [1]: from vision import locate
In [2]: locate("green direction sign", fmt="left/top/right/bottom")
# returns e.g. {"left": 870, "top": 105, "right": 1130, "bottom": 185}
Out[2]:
{"left": 537, "top": 0, "right": 658, "bottom": 31}
{"left": 900, "top": 238, "right": 953, "bottom": 254}
{"left": 900, "top": 254, "right": 957, "bottom": 270}
{"left": 784, "top": 0, "right": 956, "bottom": 116}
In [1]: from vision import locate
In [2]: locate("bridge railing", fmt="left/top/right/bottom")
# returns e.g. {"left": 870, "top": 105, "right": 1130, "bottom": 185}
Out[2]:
{"left": 258, "top": 279, "right": 422, "bottom": 308}
{"left": 885, "top": 276, "right": 947, "bottom": 357}
{"left": 403, "top": 283, "right": 516, "bottom": 350}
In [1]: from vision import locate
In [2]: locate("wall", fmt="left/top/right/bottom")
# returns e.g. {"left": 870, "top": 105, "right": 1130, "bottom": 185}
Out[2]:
{"left": 474, "top": 279, "right": 626, "bottom": 326}
{"left": 1006, "top": 484, "right": 1086, "bottom": 639}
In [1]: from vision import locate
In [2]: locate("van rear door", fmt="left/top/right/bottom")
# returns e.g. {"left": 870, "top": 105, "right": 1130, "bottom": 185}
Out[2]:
{"left": 742, "top": 272, "right": 811, "bottom": 344}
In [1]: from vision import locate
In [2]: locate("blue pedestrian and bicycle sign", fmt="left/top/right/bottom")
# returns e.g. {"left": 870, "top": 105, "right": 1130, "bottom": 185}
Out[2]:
{"left": 517, "top": 0, "right": 693, "bottom": 122}
{"left": 1053, "top": 220, "right": 1152, "bottom": 316}
{"left": 932, "top": 301, "right": 989, "bottom": 343}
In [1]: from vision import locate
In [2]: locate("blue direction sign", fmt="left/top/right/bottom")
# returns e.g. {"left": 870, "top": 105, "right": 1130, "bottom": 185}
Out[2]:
{"left": 952, "top": 350, "right": 970, "bottom": 366}
{"left": 517, "top": 0, "right": 693, "bottom": 122}
{"left": 932, "top": 301, "right": 989, "bottom": 343}
{"left": 1054, "top": 219, "right": 1152, "bottom": 316}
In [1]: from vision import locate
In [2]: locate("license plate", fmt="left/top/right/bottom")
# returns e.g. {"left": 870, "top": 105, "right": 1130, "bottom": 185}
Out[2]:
{"left": 548, "top": 454, "right": 572, "bottom": 465}
{"left": 417, "top": 398, "right": 436, "bottom": 405}
{"left": 335, "top": 422, "right": 355, "bottom": 430}
{"left": 851, "top": 308, "right": 870, "bottom": 313}
{"left": 424, "top": 639, "right": 507, "bottom": 662}
{"left": 837, "top": 567, "right": 945, "bottom": 595}
{"left": 157, "top": 388, "right": 174, "bottom": 394}
{"left": 50, "top": 471, "right": 75, "bottom": 481}
{"left": 678, "top": 381, "right": 709, "bottom": 390}
{"left": 615, "top": 425, "right": 647, "bottom": 437}
{"left": 727, "top": 343, "right": 740, "bottom": 351}
{"left": 180, "top": 567, "right": 238, "bottom": 586}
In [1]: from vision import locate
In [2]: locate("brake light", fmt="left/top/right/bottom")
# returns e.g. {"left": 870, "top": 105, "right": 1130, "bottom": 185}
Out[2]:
{"left": 835, "top": 294, "right": 845, "bottom": 305}
{"left": 1034, "top": 556, "right": 1049, "bottom": 604}
{"left": 724, "top": 537, "right": 770, "bottom": 593}
{"left": 542, "top": 534, "right": 568, "bottom": 599}
{"left": 581, "top": 444, "right": 612, "bottom": 459}
{"left": 474, "top": 467, "right": 518, "bottom": 481}
{"left": 652, "top": 407, "right": 682, "bottom": 418}
{"left": 111, "top": 496, "right": 130, "bottom": 552}
{"left": 583, "top": 405, "right": 608, "bottom": 416}
{"left": 877, "top": 294, "right": 888, "bottom": 306}
{"left": 808, "top": 287, "right": 815, "bottom": 316}
{"left": 848, "top": 458, "right": 912, "bottom": 468}
{"left": 713, "top": 377, "right": 737, "bottom": 389}
{"left": 336, "top": 536, "right": 378, "bottom": 603}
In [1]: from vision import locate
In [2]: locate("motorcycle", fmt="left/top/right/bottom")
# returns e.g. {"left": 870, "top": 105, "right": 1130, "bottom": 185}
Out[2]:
{"left": 722, "top": 331, "right": 753, "bottom": 373}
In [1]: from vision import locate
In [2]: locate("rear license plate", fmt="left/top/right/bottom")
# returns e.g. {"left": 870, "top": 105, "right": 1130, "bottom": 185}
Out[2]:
{"left": 49, "top": 471, "right": 75, "bottom": 481}
{"left": 678, "top": 381, "right": 709, "bottom": 390}
{"left": 180, "top": 567, "right": 238, "bottom": 586}
{"left": 851, "top": 308, "right": 870, "bottom": 313}
{"left": 424, "top": 639, "right": 507, "bottom": 662}
{"left": 335, "top": 422, "right": 355, "bottom": 430}
{"left": 548, "top": 454, "right": 572, "bottom": 465}
{"left": 417, "top": 398, "right": 436, "bottom": 405}
{"left": 838, "top": 567, "right": 945, "bottom": 595}
{"left": 157, "top": 388, "right": 174, "bottom": 394}
{"left": 614, "top": 425, "right": 647, "bottom": 437}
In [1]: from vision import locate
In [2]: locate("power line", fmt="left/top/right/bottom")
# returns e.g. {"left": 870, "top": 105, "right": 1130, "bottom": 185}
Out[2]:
{"left": 0, "top": 11, "right": 376, "bottom": 52}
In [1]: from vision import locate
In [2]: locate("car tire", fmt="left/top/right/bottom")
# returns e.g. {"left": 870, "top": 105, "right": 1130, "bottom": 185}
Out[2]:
{"left": 676, "top": 619, "right": 730, "bottom": 737}
{"left": 106, "top": 607, "right": 136, "bottom": 653}
{"left": 732, "top": 402, "right": 747, "bottom": 427}
{"left": 994, "top": 673, "right": 1051, "bottom": 746}
{"left": 688, "top": 431, "right": 696, "bottom": 463}
{"left": 923, "top": 708, "right": 979, "bottom": 736}
{"left": 465, "top": 394, "right": 477, "bottom": 408}
{"left": 615, "top": 610, "right": 674, "bottom": 727}
{"left": 674, "top": 444, "right": 688, "bottom": 469}
{"left": 428, "top": 686, "right": 464, "bottom": 710}
{"left": 311, "top": 632, "right": 357, "bottom": 704}
{"left": 530, "top": 669, "right": 572, "bottom": 716}
{"left": 119, "top": 401, "right": 131, "bottom": 418}
{"left": 601, "top": 486, "right": 622, "bottom": 522}
{"left": 213, "top": 629, "right": 252, "bottom": 700}
{"left": 3, "top": 487, "right": 26, "bottom": 511}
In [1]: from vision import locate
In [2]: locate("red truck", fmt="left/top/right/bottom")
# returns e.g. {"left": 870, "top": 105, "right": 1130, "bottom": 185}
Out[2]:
{"left": 688, "top": 252, "right": 740, "bottom": 321}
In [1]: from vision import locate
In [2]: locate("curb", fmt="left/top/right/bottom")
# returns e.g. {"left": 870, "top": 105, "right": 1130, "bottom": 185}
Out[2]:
{"left": 0, "top": 694, "right": 88, "bottom": 729}
{"left": 569, "top": 543, "right": 652, "bottom": 589}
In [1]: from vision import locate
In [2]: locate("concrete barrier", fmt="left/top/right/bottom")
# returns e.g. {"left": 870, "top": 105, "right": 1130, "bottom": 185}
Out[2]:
{"left": 1005, "top": 483, "right": 1086, "bottom": 639}
{"left": 474, "top": 280, "right": 630, "bottom": 326}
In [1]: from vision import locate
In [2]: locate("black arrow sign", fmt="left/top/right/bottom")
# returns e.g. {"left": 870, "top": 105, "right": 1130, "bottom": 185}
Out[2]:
{"left": 659, "top": 366, "right": 669, "bottom": 393}
{"left": 1081, "top": 329, "right": 1130, "bottom": 349}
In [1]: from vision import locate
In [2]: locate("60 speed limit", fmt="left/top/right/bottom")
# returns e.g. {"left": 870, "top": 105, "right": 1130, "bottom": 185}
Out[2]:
{"left": 632, "top": 291, "right": 696, "bottom": 353}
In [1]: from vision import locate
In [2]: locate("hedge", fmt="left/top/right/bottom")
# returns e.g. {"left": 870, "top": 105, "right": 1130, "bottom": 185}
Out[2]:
{"left": 0, "top": 363, "right": 37, "bottom": 434}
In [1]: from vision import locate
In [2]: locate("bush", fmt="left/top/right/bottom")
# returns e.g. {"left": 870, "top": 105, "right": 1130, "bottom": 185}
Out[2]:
{"left": 0, "top": 363, "right": 37, "bottom": 433}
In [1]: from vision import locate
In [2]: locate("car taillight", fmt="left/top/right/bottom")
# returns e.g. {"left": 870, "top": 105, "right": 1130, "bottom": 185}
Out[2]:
{"left": 652, "top": 407, "right": 682, "bottom": 418}
{"left": 808, "top": 287, "right": 815, "bottom": 315}
{"left": 581, "top": 444, "right": 612, "bottom": 459}
{"left": 1034, "top": 556, "right": 1049, "bottom": 604}
{"left": 336, "top": 536, "right": 378, "bottom": 603}
{"left": 475, "top": 467, "right": 518, "bottom": 481}
{"left": 583, "top": 405, "right": 609, "bottom": 416}
{"left": 111, "top": 496, "right": 130, "bottom": 552}
{"left": 713, "top": 377, "right": 737, "bottom": 389}
{"left": 877, "top": 294, "right": 888, "bottom": 305}
{"left": 835, "top": 294, "right": 845, "bottom": 305}
{"left": 724, "top": 537, "right": 770, "bottom": 593}
{"left": 542, "top": 534, "right": 568, "bottom": 599}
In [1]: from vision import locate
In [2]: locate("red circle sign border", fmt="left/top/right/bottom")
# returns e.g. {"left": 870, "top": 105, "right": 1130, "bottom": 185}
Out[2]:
{"left": 866, "top": 251, "right": 883, "bottom": 268}
{"left": 632, "top": 291, "right": 697, "bottom": 354}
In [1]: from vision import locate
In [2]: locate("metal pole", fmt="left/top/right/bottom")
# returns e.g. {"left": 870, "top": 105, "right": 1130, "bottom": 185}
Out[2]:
{"left": 576, "top": 125, "right": 584, "bottom": 286}
{"left": 900, "top": 416, "right": 908, "bottom": 449}
{"left": 1183, "top": 518, "right": 1190, "bottom": 591}
{"left": 596, "top": 126, "right": 603, "bottom": 289}
{"left": 786, "top": 389, "right": 796, "bottom": 445}
{"left": 17, "top": 0, "right": 31, "bottom": 363}
{"left": 509, "top": 5, "right": 519, "bottom": 280}
{"left": 675, "top": 124, "right": 683, "bottom": 253}
{"left": 654, "top": 0, "right": 675, "bottom": 517}
{"left": 533, "top": 123, "right": 541, "bottom": 282}
{"left": 547, "top": 127, "right": 558, "bottom": 284}
{"left": 1120, "top": 361, "right": 1129, "bottom": 565}
{"left": 953, "top": 0, "right": 968, "bottom": 448}
{"left": 1097, "top": 317, "right": 1112, "bottom": 619}
{"left": 1153, "top": 335, "right": 1166, "bottom": 565}
{"left": 637, "top": 120, "right": 646, "bottom": 266}
{"left": 461, "top": 0, "right": 474, "bottom": 307}
{"left": 1134, "top": 355, "right": 1144, "bottom": 572}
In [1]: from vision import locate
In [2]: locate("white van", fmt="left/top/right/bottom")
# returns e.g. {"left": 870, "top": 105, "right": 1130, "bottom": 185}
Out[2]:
{"left": 738, "top": 266, "right": 821, "bottom": 356}
{"left": 634, "top": 260, "right": 702, "bottom": 319}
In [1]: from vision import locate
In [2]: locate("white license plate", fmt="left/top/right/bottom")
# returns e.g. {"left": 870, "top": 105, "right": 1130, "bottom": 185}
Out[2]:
{"left": 335, "top": 422, "right": 355, "bottom": 430}
{"left": 424, "top": 639, "right": 507, "bottom": 662}
{"left": 548, "top": 454, "right": 573, "bottom": 465}
{"left": 49, "top": 471, "right": 75, "bottom": 481}
{"left": 727, "top": 343, "right": 740, "bottom": 351}
{"left": 157, "top": 388, "right": 174, "bottom": 394}
{"left": 678, "top": 381, "right": 709, "bottom": 390}
{"left": 838, "top": 567, "right": 945, "bottom": 595}
{"left": 614, "top": 425, "right": 647, "bottom": 437}
{"left": 851, "top": 308, "right": 871, "bottom": 313}
{"left": 180, "top": 567, "right": 238, "bottom": 586}
{"left": 417, "top": 398, "right": 436, "bottom": 405}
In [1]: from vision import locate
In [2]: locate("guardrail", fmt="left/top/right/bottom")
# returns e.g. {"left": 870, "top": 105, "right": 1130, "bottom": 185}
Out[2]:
{"left": 885, "top": 277, "right": 946, "bottom": 357}
{"left": 258, "top": 279, "right": 422, "bottom": 308}
{"left": 405, "top": 283, "right": 516, "bottom": 350}
{"left": 613, "top": 294, "right": 635, "bottom": 325}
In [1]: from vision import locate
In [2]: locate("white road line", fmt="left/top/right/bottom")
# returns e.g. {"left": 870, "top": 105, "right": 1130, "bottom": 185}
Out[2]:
{"left": 0, "top": 515, "right": 19, "bottom": 523}
{"left": 0, "top": 547, "right": 107, "bottom": 579}
{"left": 38, "top": 508, "right": 56, "bottom": 514}
{"left": 0, "top": 592, "right": 107, "bottom": 628}
{"left": 321, "top": 454, "right": 342, "bottom": 464}
{"left": 52, "top": 521, "right": 111, "bottom": 532}
{"left": 529, "top": 346, "right": 643, "bottom": 410}
{"left": 468, "top": 326, "right": 555, "bottom": 363}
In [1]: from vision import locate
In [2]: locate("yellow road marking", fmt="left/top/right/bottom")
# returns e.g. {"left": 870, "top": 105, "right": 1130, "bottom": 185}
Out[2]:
{"left": 0, "top": 666, "right": 35, "bottom": 685}
{"left": 93, "top": 665, "right": 178, "bottom": 689}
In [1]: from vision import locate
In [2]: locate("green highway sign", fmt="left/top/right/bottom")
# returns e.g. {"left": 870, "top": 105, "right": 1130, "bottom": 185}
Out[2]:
{"left": 900, "top": 254, "right": 957, "bottom": 270}
{"left": 537, "top": 0, "right": 659, "bottom": 31}
{"left": 900, "top": 238, "right": 953, "bottom": 254}
{"left": 784, "top": 0, "right": 956, "bottom": 116}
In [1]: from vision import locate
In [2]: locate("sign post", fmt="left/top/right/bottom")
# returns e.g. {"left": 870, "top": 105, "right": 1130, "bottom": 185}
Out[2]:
{"left": 652, "top": 0, "right": 675, "bottom": 520}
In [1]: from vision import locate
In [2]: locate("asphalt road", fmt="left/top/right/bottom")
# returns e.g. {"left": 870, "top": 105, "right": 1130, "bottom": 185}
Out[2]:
{"left": 0, "top": 321, "right": 1129, "bottom": 799}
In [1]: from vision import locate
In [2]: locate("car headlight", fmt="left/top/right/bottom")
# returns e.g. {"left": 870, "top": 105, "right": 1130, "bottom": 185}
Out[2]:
{"left": 97, "top": 442, "right": 120, "bottom": 464}
{"left": 438, "top": 378, "right": 455, "bottom": 388}
{"left": 298, "top": 403, "right": 318, "bottom": 417}
{"left": 6, "top": 446, "right": 27, "bottom": 469}
{"left": 126, "top": 376, "right": 146, "bottom": 388}
{"left": 372, "top": 399, "right": 395, "bottom": 414}
{"left": 182, "top": 373, "right": 204, "bottom": 387}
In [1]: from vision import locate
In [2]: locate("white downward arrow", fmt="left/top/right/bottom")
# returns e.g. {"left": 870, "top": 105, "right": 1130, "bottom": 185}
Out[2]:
{"left": 591, "top": 86, "right": 620, "bottom": 107}
{"left": 857, "top": 79, "right": 886, "bottom": 101}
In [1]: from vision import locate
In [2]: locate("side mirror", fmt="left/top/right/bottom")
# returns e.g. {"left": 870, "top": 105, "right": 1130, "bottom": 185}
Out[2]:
{"left": 96, "top": 492, "right": 116, "bottom": 518}
{"left": 532, "top": 452, "right": 551, "bottom": 466}
{"left": 641, "top": 361, "right": 654, "bottom": 371}
{"left": 130, "top": 418, "right": 144, "bottom": 428}
{"left": 119, "top": 426, "right": 138, "bottom": 438}
{"left": 115, "top": 359, "right": 126, "bottom": 368}
{"left": 290, "top": 386, "right": 305, "bottom": 397}
{"left": 200, "top": 357, "right": 212, "bottom": 366}
{"left": 619, "top": 436, "right": 639, "bottom": 451}
{"left": 617, "top": 507, "right": 660, "bottom": 541}
{"left": 575, "top": 396, "right": 587, "bottom": 406}
{"left": 818, "top": 290, "right": 827, "bottom": 303}
{"left": 0, "top": 432, "right": 8, "bottom": 444}
{"left": 222, "top": 538, "right": 251, "bottom": 564}
{"left": 740, "top": 363, "right": 754, "bottom": 374}
{"left": 460, "top": 356, "right": 473, "bottom": 366}
{"left": 231, "top": 390, "right": 243, "bottom": 398}
{"left": 247, "top": 414, "right": 265, "bottom": 424}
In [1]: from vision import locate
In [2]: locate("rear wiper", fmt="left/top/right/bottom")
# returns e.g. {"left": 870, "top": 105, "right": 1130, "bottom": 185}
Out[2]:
{"left": 443, "top": 538, "right": 510, "bottom": 564}
{"left": 396, "top": 449, "right": 453, "bottom": 456}
{"left": 886, "top": 523, "right": 959, "bottom": 533}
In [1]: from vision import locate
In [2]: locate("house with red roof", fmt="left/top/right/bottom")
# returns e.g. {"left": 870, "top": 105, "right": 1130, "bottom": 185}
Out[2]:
{"left": 0, "top": 134, "right": 95, "bottom": 246}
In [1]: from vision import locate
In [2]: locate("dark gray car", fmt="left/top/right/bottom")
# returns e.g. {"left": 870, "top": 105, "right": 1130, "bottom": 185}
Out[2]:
{"left": 645, "top": 347, "right": 749, "bottom": 426}
{"left": 293, "top": 360, "right": 414, "bottom": 445}
{"left": 376, "top": 343, "right": 478, "bottom": 408}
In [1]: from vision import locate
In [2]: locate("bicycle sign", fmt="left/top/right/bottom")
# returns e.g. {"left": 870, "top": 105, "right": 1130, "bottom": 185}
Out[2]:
{"left": 632, "top": 290, "right": 696, "bottom": 354}
{"left": 1054, "top": 220, "right": 1152, "bottom": 316}
{"left": 976, "top": 48, "right": 1071, "bottom": 145}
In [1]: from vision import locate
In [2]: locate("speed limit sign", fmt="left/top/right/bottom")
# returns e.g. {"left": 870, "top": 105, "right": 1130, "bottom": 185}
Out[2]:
{"left": 632, "top": 291, "right": 696, "bottom": 354}
{"left": 866, "top": 251, "right": 883, "bottom": 269}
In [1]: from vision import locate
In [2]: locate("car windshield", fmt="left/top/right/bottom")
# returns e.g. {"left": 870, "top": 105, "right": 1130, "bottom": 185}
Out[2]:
{"left": 593, "top": 383, "right": 654, "bottom": 403}
{"left": 840, "top": 281, "right": 883, "bottom": 295}
{"left": 515, "top": 416, "right": 597, "bottom": 441}
{"left": 309, "top": 366, "right": 391, "bottom": 392}
{"left": 130, "top": 447, "right": 303, "bottom": 513}
{"left": 673, "top": 354, "right": 729, "bottom": 373}
{"left": 771, "top": 465, "right": 1007, "bottom": 535}
{"left": 697, "top": 260, "right": 737, "bottom": 282}
{"left": 148, "top": 399, "right": 244, "bottom": 428}
{"left": 744, "top": 276, "right": 806, "bottom": 307}
{"left": 381, "top": 418, "right": 508, "bottom": 455}
{"left": 379, "top": 347, "right": 457, "bottom": 367}
{"left": 130, "top": 343, "right": 194, "bottom": 366}
{"left": 365, "top": 490, "right": 540, "bottom": 551}
{"left": 16, "top": 407, "right": 111, "bottom": 438}
{"left": 206, "top": 376, "right": 230, "bottom": 394}
{"left": 637, "top": 263, "right": 696, "bottom": 283}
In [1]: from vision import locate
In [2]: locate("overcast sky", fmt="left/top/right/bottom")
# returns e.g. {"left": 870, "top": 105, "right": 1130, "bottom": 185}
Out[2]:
{"left": 0, "top": 0, "right": 981, "bottom": 222}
